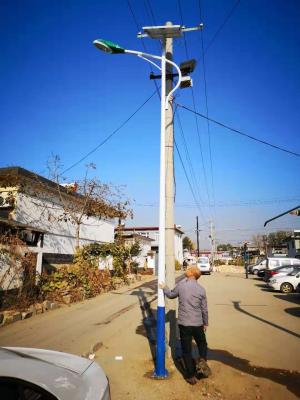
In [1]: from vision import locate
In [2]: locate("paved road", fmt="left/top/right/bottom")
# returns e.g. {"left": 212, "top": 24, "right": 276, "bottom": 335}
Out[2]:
{"left": 0, "top": 272, "right": 299, "bottom": 398}
{"left": 0, "top": 275, "right": 160, "bottom": 356}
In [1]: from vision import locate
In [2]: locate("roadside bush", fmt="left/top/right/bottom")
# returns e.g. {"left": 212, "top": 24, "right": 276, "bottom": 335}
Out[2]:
{"left": 0, "top": 234, "right": 41, "bottom": 311}
{"left": 214, "top": 259, "right": 226, "bottom": 266}
{"left": 75, "top": 241, "right": 142, "bottom": 277}
{"left": 175, "top": 259, "right": 181, "bottom": 271}
{"left": 41, "top": 262, "right": 112, "bottom": 302}
{"left": 230, "top": 257, "right": 244, "bottom": 266}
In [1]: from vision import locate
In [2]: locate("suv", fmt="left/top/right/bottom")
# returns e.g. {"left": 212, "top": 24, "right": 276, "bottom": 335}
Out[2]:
{"left": 252, "top": 257, "right": 300, "bottom": 275}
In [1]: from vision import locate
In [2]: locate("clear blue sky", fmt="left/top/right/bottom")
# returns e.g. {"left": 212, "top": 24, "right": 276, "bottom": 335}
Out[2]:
{"left": 1, "top": 0, "right": 300, "bottom": 247}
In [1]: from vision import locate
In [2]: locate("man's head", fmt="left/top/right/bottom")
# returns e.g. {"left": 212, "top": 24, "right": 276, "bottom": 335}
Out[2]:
{"left": 185, "top": 266, "right": 201, "bottom": 280}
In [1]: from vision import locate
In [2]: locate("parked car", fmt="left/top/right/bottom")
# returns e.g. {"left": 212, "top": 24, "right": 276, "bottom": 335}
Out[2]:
{"left": 248, "top": 258, "right": 264, "bottom": 274}
{"left": 0, "top": 347, "right": 111, "bottom": 400}
{"left": 296, "top": 282, "right": 300, "bottom": 293}
{"left": 197, "top": 256, "right": 211, "bottom": 274}
{"left": 252, "top": 257, "right": 300, "bottom": 275}
{"left": 268, "top": 269, "right": 300, "bottom": 293}
{"left": 257, "top": 269, "right": 266, "bottom": 278}
{"left": 263, "top": 265, "right": 300, "bottom": 282}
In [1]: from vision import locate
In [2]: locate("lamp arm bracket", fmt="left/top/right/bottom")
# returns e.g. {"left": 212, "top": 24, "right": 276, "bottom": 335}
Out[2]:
{"left": 137, "top": 55, "right": 161, "bottom": 71}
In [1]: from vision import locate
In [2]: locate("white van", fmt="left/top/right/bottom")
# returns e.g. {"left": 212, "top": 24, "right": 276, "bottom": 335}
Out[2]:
{"left": 196, "top": 256, "right": 211, "bottom": 274}
{"left": 253, "top": 257, "right": 300, "bottom": 274}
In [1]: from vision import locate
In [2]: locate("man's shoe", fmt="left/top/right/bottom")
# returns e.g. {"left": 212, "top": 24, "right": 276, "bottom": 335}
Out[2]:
{"left": 196, "top": 358, "right": 212, "bottom": 378}
{"left": 185, "top": 376, "right": 197, "bottom": 385}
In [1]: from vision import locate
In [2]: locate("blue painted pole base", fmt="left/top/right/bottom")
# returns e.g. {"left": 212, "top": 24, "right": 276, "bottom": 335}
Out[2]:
{"left": 152, "top": 369, "right": 169, "bottom": 379}
{"left": 154, "top": 306, "right": 169, "bottom": 378}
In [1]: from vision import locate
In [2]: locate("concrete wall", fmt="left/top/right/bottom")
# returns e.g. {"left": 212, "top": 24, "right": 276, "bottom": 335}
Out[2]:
{"left": 14, "top": 192, "right": 114, "bottom": 256}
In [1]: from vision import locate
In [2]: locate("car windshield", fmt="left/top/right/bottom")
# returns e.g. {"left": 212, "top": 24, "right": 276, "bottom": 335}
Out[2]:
{"left": 288, "top": 268, "right": 300, "bottom": 276}
{"left": 199, "top": 257, "right": 209, "bottom": 263}
{"left": 274, "top": 265, "right": 293, "bottom": 271}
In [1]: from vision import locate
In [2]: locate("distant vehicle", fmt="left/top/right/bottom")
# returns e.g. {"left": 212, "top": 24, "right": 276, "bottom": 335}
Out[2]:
{"left": 197, "top": 256, "right": 211, "bottom": 274}
{"left": 268, "top": 269, "right": 300, "bottom": 293}
{"left": 248, "top": 258, "right": 265, "bottom": 274}
{"left": 252, "top": 257, "right": 300, "bottom": 275}
{"left": 263, "top": 265, "right": 300, "bottom": 282}
{"left": 0, "top": 347, "right": 111, "bottom": 400}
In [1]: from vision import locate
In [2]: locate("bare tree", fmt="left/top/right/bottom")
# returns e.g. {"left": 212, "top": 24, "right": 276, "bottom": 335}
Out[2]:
{"left": 47, "top": 156, "right": 132, "bottom": 249}
{"left": 251, "top": 234, "right": 265, "bottom": 252}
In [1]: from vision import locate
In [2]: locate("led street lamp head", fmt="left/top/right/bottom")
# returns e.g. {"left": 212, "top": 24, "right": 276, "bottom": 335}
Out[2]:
{"left": 93, "top": 39, "right": 125, "bottom": 54}
{"left": 180, "top": 76, "right": 193, "bottom": 89}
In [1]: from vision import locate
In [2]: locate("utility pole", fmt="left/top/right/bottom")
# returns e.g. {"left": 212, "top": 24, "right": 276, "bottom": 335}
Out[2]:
{"left": 164, "top": 22, "right": 176, "bottom": 358}
{"left": 196, "top": 216, "right": 200, "bottom": 257}
{"left": 209, "top": 220, "right": 215, "bottom": 268}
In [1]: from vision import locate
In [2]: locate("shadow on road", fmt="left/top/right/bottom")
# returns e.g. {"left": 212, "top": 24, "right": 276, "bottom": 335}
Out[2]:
{"left": 274, "top": 294, "right": 300, "bottom": 305}
{"left": 132, "top": 289, "right": 300, "bottom": 394}
{"left": 284, "top": 307, "right": 300, "bottom": 318}
{"left": 232, "top": 301, "right": 300, "bottom": 339}
{"left": 254, "top": 283, "right": 273, "bottom": 292}
{"left": 133, "top": 288, "right": 157, "bottom": 364}
{"left": 133, "top": 287, "right": 188, "bottom": 379}
{"left": 208, "top": 348, "right": 300, "bottom": 398}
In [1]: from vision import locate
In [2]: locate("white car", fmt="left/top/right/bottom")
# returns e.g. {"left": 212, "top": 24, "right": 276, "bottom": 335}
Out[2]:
{"left": 268, "top": 269, "right": 300, "bottom": 293}
{"left": 253, "top": 257, "right": 300, "bottom": 275}
{"left": 197, "top": 256, "right": 211, "bottom": 274}
{"left": 0, "top": 347, "right": 111, "bottom": 400}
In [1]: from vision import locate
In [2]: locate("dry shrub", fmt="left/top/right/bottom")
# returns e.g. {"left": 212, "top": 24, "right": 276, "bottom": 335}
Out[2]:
{"left": 0, "top": 234, "right": 41, "bottom": 311}
{"left": 41, "top": 261, "right": 112, "bottom": 302}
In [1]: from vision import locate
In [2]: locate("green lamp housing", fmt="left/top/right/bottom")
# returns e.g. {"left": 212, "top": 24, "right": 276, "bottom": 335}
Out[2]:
{"left": 93, "top": 39, "right": 125, "bottom": 54}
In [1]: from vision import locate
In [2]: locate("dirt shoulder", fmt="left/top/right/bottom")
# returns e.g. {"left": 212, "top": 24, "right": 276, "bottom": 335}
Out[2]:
{"left": 95, "top": 272, "right": 300, "bottom": 400}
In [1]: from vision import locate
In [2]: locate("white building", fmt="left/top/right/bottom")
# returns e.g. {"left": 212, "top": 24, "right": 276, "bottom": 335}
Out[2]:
{"left": 0, "top": 167, "right": 115, "bottom": 281}
{"left": 286, "top": 230, "right": 300, "bottom": 259}
{"left": 122, "top": 233, "right": 155, "bottom": 271}
{"left": 122, "top": 225, "right": 184, "bottom": 271}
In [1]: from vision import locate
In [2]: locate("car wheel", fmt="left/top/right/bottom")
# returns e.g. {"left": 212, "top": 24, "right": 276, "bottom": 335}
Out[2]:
{"left": 280, "top": 282, "right": 294, "bottom": 293}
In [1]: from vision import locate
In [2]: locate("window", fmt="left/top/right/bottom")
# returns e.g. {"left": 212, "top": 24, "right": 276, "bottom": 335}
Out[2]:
{"left": 289, "top": 268, "right": 300, "bottom": 276}
{"left": 199, "top": 257, "right": 209, "bottom": 263}
{"left": 281, "top": 259, "right": 293, "bottom": 266}
{"left": 269, "top": 259, "right": 279, "bottom": 268}
{"left": 0, "top": 378, "right": 58, "bottom": 400}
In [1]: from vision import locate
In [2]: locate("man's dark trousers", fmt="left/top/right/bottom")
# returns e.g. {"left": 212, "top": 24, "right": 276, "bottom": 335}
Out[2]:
{"left": 179, "top": 325, "right": 207, "bottom": 378}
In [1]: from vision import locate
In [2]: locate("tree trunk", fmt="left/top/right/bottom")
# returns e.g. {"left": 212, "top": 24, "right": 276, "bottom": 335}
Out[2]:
{"left": 75, "top": 224, "right": 80, "bottom": 250}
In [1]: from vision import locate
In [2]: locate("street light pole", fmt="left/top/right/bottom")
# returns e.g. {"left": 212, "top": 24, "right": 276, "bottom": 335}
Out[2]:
{"left": 93, "top": 36, "right": 182, "bottom": 379}
{"left": 93, "top": 23, "right": 203, "bottom": 378}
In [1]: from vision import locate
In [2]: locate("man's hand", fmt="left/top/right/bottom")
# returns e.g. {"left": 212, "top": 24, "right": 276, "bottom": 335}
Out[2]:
{"left": 204, "top": 325, "right": 208, "bottom": 332}
{"left": 159, "top": 282, "right": 166, "bottom": 289}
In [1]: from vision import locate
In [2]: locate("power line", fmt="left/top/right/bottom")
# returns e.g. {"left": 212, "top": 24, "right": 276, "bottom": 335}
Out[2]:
{"left": 126, "top": 0, "right": 161, "bottom": 98}
{"left": 135, "top": 196, "right": 300, "bottom": 208}
{"left": 143, "top": 0, "right": 162, "bottom": 52}
{"left": 205, "top": 0, "right": 241, "bottom": 53}
{"left": 176, "top": 103, "right": 300, "bottom": 158}
{"left": 62, "top": 90, "right": 158, "bottom": 175}
{"left": 144, "top": 0, "right": 158, "bottom": 26}
{"left": 175, "top": 109, "right": 207, "bottom": 220}
{"left": 174, "top": 139, "right": 207, "bottom": 223}
{"left": 177, "top": 0, "right": 212, "bottom": 212}
{"left": 198, "top": 0, "right": 216, "bottom": 221}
